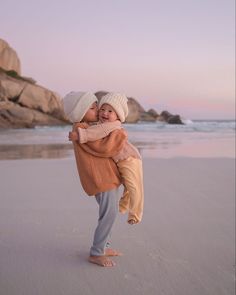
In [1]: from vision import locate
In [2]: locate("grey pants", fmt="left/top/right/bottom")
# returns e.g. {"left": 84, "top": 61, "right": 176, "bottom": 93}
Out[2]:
{"left": 90, "top": 188, "right": 119, "bottom": 256}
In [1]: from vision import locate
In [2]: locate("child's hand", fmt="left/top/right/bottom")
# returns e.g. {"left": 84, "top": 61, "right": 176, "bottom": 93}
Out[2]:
{"left": 68, "top": 131, "right": 79, "bottom": 141}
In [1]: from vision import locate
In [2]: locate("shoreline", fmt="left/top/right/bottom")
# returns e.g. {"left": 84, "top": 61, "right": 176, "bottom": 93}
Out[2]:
{"left": 0, "top": 120, "right": 235, "bottom": 160}
{"left": 0, "top": 157, "right": 235, "bottom": 295}
{"left": 0, "top": 142, "right": 235, "bottom": 160}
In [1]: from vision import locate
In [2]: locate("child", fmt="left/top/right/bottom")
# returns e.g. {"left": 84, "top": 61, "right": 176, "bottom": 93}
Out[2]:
{"left": 71, "top": 93, "right": 144, "bottom": 225}
{"left": 63, "top": 91, "right": 127, "bottom": 267}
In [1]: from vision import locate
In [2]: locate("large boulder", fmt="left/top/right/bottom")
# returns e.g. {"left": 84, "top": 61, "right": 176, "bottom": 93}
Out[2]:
{"left": 139, "top": 108, "right": 159, "bottom": 122}
{"left": 18, "top": 83, "right": 63, "bottom": 116}
{"left": 126, "top": 97, "right": 144, "bottom": 123}
{"left": 0, "top": 69, "right": 67, "bottom": 128}
{"left": 158, "top": 110, "right": 184, "bottom": 124}
{"left": 0, "top": 39, "right": 21, "bottom": 75}
{"left": 0, "top": 100, "right": 65, "bottom": 128}
{"left": 0, "top": 39, "right": 67, "bottom": 128}
{"left": 0, "top": 74, "right": 24, "bottom": 99}
{"left": 147, "top": 108, "right": 159, "bottom": 119}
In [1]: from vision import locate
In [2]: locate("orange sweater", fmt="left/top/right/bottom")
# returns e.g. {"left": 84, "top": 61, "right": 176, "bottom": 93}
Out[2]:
{"left": 77, "top": 121, "right": 141, "bottom": 162}
{"left": 72, "top": 122, "right": 127, "bottom": 196}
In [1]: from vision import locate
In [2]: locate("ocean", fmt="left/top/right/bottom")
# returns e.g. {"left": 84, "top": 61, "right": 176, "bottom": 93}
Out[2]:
{"left": 0, "top": 120, "right": 235, "bottom": 160}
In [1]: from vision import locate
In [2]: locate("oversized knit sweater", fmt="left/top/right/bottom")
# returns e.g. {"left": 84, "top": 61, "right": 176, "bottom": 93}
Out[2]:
{"left": 76, "top": 121, "right": 144, "bottom": 224}
{"left": 72, "top": 122, "right": 127, "bottom": 196}
{"left": 77, "top": 121, "right": 141, "bottom": 162}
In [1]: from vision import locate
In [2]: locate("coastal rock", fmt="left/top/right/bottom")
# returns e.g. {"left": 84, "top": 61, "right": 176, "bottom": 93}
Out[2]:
{"left": 0, "top": 39, "right": 185, "bottom": 128}
{"left": 158, "top": 110, "right": 184, "bottom": 124}
{"left": 0, "top": 39, "right": 21, "bottom": 74}
{"left": 139, "top": 112, "right": 156, "bottom": 122}
{"left": 0, "top": 39, "right": 68, "bottom": 128}
{"left": 0, "top": 69, "right": 67, "bottom": 128}
{"left": 139, "top": 109, "right": 159, "bottom": 122}
{"left": 167, "top": 115, "right": 183, "bottom": 124}
{"left": 18, "top": 83, "right": 63, "bottom": 116}
{"left": 147, "top": 108, "right": 159, "bottom": 119}
{"left": 126, "top": 97, "right": 144, "bottom": 123}
{"left": 0, "top": 100, "right": 65, "bottom": 128}
{"left": 0, "top": 74, "right": 25, "bottom": 99}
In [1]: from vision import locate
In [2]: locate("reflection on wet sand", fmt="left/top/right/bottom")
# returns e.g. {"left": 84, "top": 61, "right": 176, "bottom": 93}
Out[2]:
{"left": 0, "top": 141, "right": 160, "bottom": 160}
{"left": 0, "top": 144, "right": 74, "bottom": 160}
{"left": 2, "top": 137, "right": 231, "bottom": 160}
{"left": 0, "top": 137, "right": 195, "bottom": 160}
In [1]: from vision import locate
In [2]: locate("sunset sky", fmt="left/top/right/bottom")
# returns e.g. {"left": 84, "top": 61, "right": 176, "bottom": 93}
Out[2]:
{"left": 1, "top": 0, "right": 235, "bottom": 119}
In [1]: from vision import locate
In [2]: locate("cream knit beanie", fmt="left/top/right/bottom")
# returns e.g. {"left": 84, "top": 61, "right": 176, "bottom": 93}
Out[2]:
{"left": 62, "top": 91, "right": 98, "bottom": 123}
{"left": 99, "top": 93, "right": 129, "bottom": 122}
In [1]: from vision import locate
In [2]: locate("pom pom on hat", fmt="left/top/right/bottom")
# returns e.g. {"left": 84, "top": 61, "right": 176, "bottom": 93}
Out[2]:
{"left": 99, "top": 93, "right": 129, "bottom": 122}
{"left": 62, "top": 91, "right": 97, "bottom": 123}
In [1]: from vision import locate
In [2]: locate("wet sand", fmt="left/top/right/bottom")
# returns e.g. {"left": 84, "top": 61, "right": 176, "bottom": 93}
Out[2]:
{"left": 0, "top": 157, "right": 235, "bottom": 295}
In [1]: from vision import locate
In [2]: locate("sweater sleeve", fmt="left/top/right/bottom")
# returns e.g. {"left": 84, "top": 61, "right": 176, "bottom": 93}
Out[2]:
{"left": 78, "top": 121, "right": 122, "bottom": 143}
{"left": 79, "top": 129, "right": 127, "bottom": 158}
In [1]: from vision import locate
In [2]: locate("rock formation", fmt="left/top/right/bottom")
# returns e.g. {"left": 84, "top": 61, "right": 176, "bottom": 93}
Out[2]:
{"left": 0, "top": 39, "right": 21, "bottom": 74}
{"left": 158, "top": 110, "right": 184, "bottom": 124}
{"left": 0, "top": 39, "right": 184, "bottom": 128}
{"left": 0, "top": 68, "right": 67, "bottom": 128}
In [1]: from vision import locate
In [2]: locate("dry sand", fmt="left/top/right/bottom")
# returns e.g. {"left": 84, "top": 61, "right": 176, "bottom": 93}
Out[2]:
{"left": 0, "top": 157, "right": 235, "bottom": 295}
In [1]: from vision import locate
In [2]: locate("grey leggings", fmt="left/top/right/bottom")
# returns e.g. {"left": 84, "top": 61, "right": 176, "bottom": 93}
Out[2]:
{"left": 90, "top": 188, "right": 119, "bottom": 256}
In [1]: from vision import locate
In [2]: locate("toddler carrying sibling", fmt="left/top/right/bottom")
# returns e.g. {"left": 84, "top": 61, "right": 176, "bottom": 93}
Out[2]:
{"left": 71, "top": 92, "right": 144, "bottom": 224}
{"left": 63, "top": 91, "right": 126, "bottom": 267}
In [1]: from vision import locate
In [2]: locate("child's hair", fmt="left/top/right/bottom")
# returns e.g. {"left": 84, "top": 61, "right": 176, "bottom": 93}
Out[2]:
{"left": 63, "top": 91, "right": 97, "bottom": 123}
{"left": 98, "top": 93, "right": 128, "bottom": 122}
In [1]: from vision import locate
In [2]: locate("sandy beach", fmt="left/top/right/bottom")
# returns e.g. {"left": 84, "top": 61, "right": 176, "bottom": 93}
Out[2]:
{"left": 0, "top": 157, "right": 235, "bottom": 295}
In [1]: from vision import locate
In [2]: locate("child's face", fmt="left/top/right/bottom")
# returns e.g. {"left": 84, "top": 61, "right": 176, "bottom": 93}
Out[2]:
{"left": 82, "top": 102, "right": 98, "bottom": 122}
{"left": 99, "top": 103, "right": 118, "bottom": 123}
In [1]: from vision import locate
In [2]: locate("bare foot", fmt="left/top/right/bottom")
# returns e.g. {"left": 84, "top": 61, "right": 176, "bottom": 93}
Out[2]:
{"left": 105, "top": 248, "right": 123, "bottom": 256}
{"left": 88, "top": 255, "right": 116, "bottom": 267}
{"left": 128, "top": 219, "right": 137, "bottom": 225}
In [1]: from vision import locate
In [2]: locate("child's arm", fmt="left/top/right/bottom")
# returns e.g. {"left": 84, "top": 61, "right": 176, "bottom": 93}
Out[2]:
{"left": 68, "top": 122, "right": 88, "bottom": 142}
{"left": 71, "top": 122, "right": 127, "bottom": 158}
{"left": 78, "top": 121, "right": 122, "bottom": 143}
{"left": 81, "top": 129, "right": 127, "bottom": 158}
{"left": 68, "top": 131, "right": 79, "bottom": 141}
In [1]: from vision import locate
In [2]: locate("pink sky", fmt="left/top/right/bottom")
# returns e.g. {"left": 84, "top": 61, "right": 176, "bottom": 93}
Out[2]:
{"left": 1, "top": 0, "right": 235, "bottom": 119}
